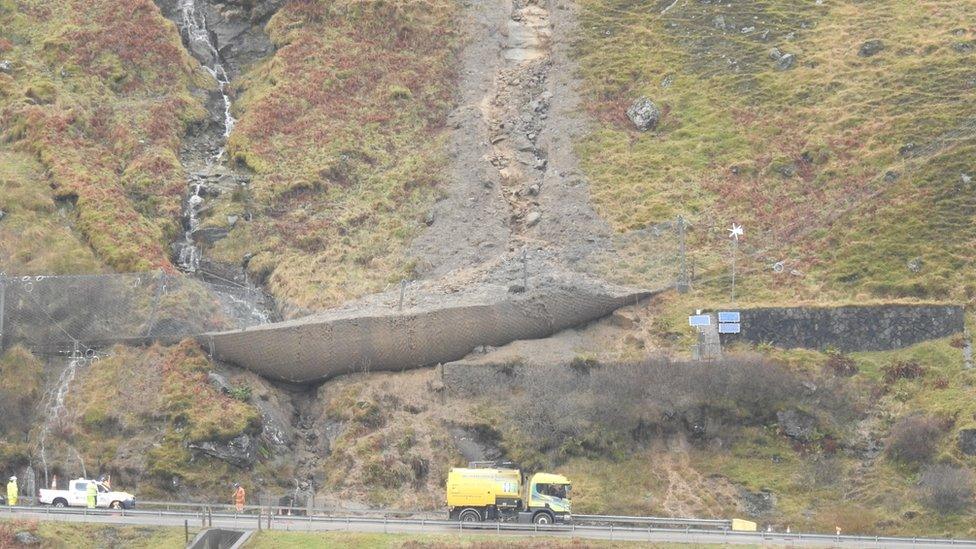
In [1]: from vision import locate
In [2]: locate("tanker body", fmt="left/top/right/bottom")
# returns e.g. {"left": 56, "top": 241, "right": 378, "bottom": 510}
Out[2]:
{"left": 446, "top": 461, "right": 570, "bottom": 524}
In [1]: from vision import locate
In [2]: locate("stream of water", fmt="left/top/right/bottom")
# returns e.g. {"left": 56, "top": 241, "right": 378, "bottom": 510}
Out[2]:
{"left": 37, "top": 353, "right": 90, "bottom": 487}
{"left": 175, "top": 0, "right": 237, "bottom": 273}
{"left": 172, "top": 0, "right": 274, "bottom": 326}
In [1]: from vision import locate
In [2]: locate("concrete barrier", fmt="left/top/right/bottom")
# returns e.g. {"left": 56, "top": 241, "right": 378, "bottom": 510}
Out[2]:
{"left": 187, "top": 528, "right": 252, "bottom": 549}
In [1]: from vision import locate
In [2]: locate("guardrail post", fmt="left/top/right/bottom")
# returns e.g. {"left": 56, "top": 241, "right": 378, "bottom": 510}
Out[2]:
{"left": 184, "top": 519, "right": 189, "bottom": 544}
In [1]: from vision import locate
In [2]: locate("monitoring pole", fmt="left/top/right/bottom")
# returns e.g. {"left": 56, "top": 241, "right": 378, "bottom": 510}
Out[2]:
{"left": 676, "top": 216, "right": 689, "bottom": 293}
{"left": 0, "top": 277, "right": 5, "bottom": 353}
{"left": 728, "top": 223, "right": 743, "bottom": 304}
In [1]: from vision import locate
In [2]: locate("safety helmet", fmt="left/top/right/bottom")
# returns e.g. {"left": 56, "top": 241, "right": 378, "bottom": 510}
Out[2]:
{"left": 9, "top": 476, "right": 15, "bottom": 481}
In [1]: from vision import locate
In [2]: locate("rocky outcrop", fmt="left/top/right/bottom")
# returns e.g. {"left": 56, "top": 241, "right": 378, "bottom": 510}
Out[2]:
{"left": 153, "top": 0, "right": 279, "bottom": 75}
{"left": 189, "top": 434, "right": 257, "bottom": 468}
{"left": 739, "top": 488, "right": 776, "bottom": 517}
{"left": 777, "top": 409, "right": 817, "bottom": 442}
{"left": 859, "top": 39, "right": 884, "bottom": 57}
{"left": 14, "top": 531, "right": 41, "bottom": 546}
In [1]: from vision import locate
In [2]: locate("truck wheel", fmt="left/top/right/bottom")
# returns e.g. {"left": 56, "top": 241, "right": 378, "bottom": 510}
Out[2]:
{"left": 532, "top": 512, "right": 553, "bottom": 525}
{"left": 110, "top": 501, "right": 122, "bottom": 510}
{"left": 53, "top": 499, "right": 68, "bottom": 508}
{"left": 458, "top": 508, "right": 482, "bottom": 522}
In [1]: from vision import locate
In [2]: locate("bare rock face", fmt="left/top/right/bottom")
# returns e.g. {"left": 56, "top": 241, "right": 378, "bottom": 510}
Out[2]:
{"left": 153, "top": 0, "right": 278, "bottom": 76}
{"left": 626, "top": 96, "right": 661, "bottom": 131}
{"left": 777, "top": 409, "right": 817, "bottom": 441}
{"left": 189, "top": 434, "right": 257, "bottom": 468}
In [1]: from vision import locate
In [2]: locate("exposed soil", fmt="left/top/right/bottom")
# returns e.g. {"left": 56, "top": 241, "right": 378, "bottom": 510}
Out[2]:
{"left": 411, "top": 0, "right": 611, "bottom": 277}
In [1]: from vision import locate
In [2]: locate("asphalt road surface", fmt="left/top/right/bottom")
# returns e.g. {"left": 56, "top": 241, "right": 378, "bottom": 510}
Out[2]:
{"left": 2, "top": 506, "right": 975, "bottom": 548}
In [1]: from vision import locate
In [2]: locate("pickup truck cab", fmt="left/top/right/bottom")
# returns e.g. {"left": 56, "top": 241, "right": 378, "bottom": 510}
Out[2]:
{"left": 39, "top": 478, "right": 135, "bottom": 510}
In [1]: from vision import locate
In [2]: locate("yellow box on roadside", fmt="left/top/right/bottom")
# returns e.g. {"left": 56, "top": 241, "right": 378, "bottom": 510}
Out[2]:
{"left": 732, "top": 518, "right": 758, "bottom": 532}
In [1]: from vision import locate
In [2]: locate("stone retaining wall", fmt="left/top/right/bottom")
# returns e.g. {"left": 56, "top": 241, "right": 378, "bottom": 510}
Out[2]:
{"left": 730, "top": 304, "right": 964, "bottom": 352}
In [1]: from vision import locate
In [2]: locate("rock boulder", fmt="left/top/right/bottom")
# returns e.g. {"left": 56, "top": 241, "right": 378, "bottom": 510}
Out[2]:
{"left": 14, "top": 531, "right": 41, "bottom": 546}
{"left": 859, "top": 39, "right": 885, "bottom": 57}
{"left": 626, "top": 97, "right": 661, "bottom": 131}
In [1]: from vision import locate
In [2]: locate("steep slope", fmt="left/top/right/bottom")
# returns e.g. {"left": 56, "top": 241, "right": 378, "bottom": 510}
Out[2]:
{"left": 0, "top": 0, "right": 205, "bottom": 272}
{"left": 575, "top": 0, "right": 976, "bottom": 301}
{"left": 206, "top": 1, "right": 460, "bottom": 310}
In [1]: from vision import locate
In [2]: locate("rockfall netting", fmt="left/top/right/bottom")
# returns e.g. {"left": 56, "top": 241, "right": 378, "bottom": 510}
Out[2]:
{"left": 0, "top": 272, "right": 273, "bottom": 355}
{"left": 205, "top": 271, "right": 657, "bottom": 383}
{"left": 1, "top": 219, "right": 684, "bottom": 381}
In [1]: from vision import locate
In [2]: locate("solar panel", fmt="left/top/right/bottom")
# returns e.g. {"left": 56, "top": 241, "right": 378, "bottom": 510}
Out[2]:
{"left": 688, "top": 314, "right": 711, "bottom": 327}
{"left": 718, "top": 323, "right": 741, "bottom": 334}
{"left": 718, "top": 311, "right": 740, "bottom": 323}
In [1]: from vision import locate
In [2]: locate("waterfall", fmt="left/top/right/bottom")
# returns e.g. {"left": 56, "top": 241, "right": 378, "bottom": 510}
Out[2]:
{"left": 174, "top": 0, "right": 235, "bottom": 273}
{"left": 171, "top": 0, "right": 276, "bottom": 325}
{"left": 37, "top": 353, "right": 89, "bottom": 487}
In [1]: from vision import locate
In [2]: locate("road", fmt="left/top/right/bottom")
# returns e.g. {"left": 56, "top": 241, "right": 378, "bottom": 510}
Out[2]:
{"left": 2, "top": 506, "right": 975, "bottom": 548}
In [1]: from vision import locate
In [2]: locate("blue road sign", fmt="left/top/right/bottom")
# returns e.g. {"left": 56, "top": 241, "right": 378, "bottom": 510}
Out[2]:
{"left": 689, "top": 314, "right": 711, "bottom": 327}
{"left": 718, "top": 323, "right": 741, "bottom": 334}
{"left": 718, "top": 311, "right": 740, "bottom": 323}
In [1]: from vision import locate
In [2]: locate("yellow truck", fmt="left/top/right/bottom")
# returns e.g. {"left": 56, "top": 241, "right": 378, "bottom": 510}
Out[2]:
{"left": 446, "top": 461, "right": 571, "bottom": 524}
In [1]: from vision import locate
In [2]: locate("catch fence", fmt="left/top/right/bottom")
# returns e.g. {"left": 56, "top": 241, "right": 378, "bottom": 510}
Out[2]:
{"left": 0, "top": 272, "right": 275, "bottom": 356}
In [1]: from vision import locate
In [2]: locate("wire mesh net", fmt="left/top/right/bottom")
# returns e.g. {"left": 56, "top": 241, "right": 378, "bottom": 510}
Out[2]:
{"left": 0, "top": 272, "right": 274, "bottom": 355}
{"left": 0, "top": 219, "right": 688, "bottom": 376}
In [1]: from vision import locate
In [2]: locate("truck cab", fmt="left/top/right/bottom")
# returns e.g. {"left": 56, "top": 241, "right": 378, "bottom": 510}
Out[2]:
{"left": 523, "top": 472, "right": 571, "bottom": 524}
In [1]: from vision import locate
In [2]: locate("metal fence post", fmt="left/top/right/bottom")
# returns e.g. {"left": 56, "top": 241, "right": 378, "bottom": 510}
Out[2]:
{"left": 676, "top": 215, "right": 689, "bottom": 293}
{"left": 0, "top": 277, "right": 6, "bottom": 353}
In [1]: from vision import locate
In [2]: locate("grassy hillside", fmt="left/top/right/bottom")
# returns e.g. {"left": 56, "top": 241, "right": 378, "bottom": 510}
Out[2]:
{"left": 5, "top": 341, "right": 264, "bottom": 500}
{"left": 211, "top": 0, "right": 459, "bottom": 309}
{"left": 0, "top": 0, "right": 206, "bottom": 273}
{"left": 575, "top": 0, "right": 976, "bottom": 303}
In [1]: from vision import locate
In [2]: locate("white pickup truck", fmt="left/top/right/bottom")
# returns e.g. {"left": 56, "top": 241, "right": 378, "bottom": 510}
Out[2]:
{"left": 39, "top": 478, "right": 136, "bottom": 510}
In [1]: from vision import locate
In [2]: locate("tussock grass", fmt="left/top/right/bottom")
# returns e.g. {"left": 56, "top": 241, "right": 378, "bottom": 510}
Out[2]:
{"left": 0, "top": 0, "right": 205, "bottom": 273}
{"left": 57, "top": 341, "right": 261, "bottom": 500}
{"left": 214, "top": 0, "right": 459, "bottom": 310}
{"left": 0, "top": 150, "right": 104, "bottom": 274}
{"left": 576, "top": 0, "right": 976, "bottom": 302}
